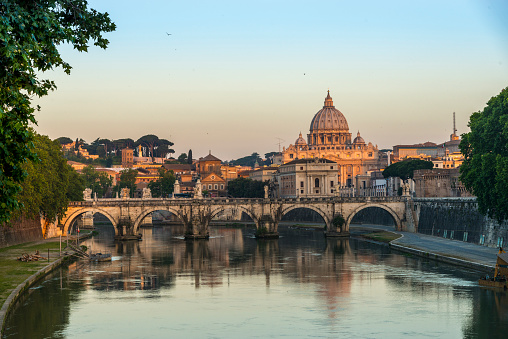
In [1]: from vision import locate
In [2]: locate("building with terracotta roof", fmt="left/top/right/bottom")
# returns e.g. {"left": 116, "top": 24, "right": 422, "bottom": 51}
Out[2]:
{"left": 282, "top": 91, "right": 381, "bottom": 186}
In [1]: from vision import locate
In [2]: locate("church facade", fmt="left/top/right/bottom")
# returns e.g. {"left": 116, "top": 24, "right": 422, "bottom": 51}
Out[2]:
{"left": 282, "top": 91, "right": 381, "bottom": 186}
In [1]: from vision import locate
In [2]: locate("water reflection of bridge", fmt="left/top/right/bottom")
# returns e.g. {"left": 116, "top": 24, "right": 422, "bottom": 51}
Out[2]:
{"left": 62, "top": 196, "right": 411, "bottom": 240}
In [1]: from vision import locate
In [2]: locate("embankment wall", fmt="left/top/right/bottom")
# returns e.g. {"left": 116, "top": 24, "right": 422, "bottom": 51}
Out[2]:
{"left": 414, "top": 198, "right": 508, "bottom": 248}
{"left": 0, "top": 216, "right": 43, "bottom": 248}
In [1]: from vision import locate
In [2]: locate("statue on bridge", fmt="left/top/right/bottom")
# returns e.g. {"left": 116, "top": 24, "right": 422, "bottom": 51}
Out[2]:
{"left": 264, "top": 185, "right": 269, "bottom": 199}
{"left": 142, "top": 187, "right": 152, "bottom": 199}
{"left": 121, "top": 188, "right": 130, "bottom": 199}
{"left": 194, "top": 179, "right": 203, "bottom": 199}
{"left": 173, "top": 181, "right": 181, "bottom": 195}
{"left": 83, "top": 188, "right": 92, "bottom": 201}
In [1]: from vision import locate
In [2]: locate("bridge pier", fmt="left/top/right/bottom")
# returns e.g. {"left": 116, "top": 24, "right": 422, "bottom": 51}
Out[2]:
{"left": 183, "top": 204, "right": 211, "bottom": 240}
{"left": 114, "top": 216, "right": 141, "bottom": 241}
{"left": 255, "top": 215, "right": 279, "bottom": 239}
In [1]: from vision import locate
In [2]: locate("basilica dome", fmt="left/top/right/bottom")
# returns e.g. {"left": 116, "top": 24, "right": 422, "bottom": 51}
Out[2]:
{"left": 295, "top": 132, "right": 307, "bottom": 145}
{"left": 309, "top": 91, "right": 349, "bottom": 133}
{"left": 353, "top": 131, "right": 365, "bottom": 144}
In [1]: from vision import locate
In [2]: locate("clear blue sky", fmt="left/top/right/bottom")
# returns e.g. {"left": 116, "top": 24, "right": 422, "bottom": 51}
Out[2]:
{"left": 34, "top": 0, "right": 508, "bottom": 160}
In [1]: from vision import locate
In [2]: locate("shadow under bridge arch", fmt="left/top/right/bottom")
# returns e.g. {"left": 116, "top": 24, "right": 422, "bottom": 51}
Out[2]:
{"left": 347, "top": 203, "right": 401, "bottom": 231}
{"left": 63, "top": 207, "right": 118, "bottom": 236}
{"left": 133, "top": 206, "right": 186, "bottom": 233}
{"left": 280, "top": 205, "right": 330, "bottom": 230}
{"left": 209, "top": 205, "right": 258, "bottom": 224}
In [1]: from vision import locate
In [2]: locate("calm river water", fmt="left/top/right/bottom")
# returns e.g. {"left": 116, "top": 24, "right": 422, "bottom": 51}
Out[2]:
{"left": 3, "top": 224, "right": 508, "bottom": 338}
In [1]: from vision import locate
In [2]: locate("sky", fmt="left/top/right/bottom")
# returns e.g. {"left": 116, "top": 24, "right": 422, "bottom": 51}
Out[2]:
{"left": 34, "top": 0, "right": 508, "bottom": 161}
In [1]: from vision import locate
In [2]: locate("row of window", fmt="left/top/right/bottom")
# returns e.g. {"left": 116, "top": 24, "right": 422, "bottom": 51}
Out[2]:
{"left": 202, "top": 184, "right": 224, "bottom": 190}
{"left": 288, "top": 152, "right": 373, "bottom": 159}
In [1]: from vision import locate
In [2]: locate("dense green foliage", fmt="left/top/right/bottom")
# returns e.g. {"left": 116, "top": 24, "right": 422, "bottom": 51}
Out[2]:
{"left": 15, "top": 134, "right": 84, "bottom": 223}
{"left": 176, "top": 153, "right": 188, "bottom": 163}
{"left": 228, "top": 153, "right": 264, "bottom": 167}
{"left": 113, "top": 169, "right": 138, "bottom": 197}
{"left": 332, "top": 214, "right": 345, "bottom": 228}
{"left": 0, "top": 0, "right": 115, "bottom": 223}
{"left": 460, "top": 87, "right": 508, "bottom": 221}
{"left": 382, "top": 159, "right": 434, "bottom": 180}
{"left": 135, "top": 134, "right": 174, "bottom": 159}
{"left": 148, "top": 168, "right": 176, "bottom": 198}
{"left": 81, "top": 165, "right": 112, "bottom": 198}
{"left": 227, "top": 177, "right": 266, "bottom": 198}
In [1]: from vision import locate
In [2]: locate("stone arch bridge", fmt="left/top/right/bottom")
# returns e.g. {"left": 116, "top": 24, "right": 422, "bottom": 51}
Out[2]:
{"left": 61, "top": 196, "right": 413, "bottom": 240}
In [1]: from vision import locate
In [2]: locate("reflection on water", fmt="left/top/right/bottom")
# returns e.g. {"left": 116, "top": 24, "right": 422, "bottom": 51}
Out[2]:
{"left": 3, "top": 224, "right": 508, "bottom": 338}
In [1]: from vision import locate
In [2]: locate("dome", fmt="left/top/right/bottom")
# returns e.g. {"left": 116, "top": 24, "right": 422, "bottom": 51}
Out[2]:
{"left": 353, "top": 131, "right": 365, "bottom": 144}
{"left": 309, "top": 91, "right": 349, "bottom": 133}
{"left": 295, "top": 132, "right": 307, "bottom": 145}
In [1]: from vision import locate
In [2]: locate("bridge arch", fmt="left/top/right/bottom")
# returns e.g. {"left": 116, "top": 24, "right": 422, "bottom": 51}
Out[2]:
{"left": 133, "top": 206, "right": 185, "bottom": 234}
{"left": 281, "top": 204, "right": 330, "bottom": 228}
{"left": 346, "top": 203, "right": 401, "bottom": 231}
{"left": 210, "top": 205, "right": 258, "bottom": 223}
{"left": 63, "top": 207, "right": 118, "bottom": 236}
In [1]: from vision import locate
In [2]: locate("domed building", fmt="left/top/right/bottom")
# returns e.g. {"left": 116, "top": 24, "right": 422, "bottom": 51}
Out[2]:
{"left": 282, "top": 91, "right": 380, "bottom": 186}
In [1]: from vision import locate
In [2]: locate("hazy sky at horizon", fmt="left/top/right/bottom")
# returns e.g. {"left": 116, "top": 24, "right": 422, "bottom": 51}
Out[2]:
{"left": 34, "top": 0, "right": 508, "bottom": 160}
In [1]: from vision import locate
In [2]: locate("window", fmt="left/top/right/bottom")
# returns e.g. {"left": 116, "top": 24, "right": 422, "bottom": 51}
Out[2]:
{"left": 315, "top": 178, "right": 320, "bottom": 187}
{"left": 208, "top": 184, "right": 212, "bottom": 189}
{"left": 220, "top": 184, "right": 224, "bottom": 189}
{"left": 330, "top": 166, "right": 333, "bottom": 169}
{"left": 300, "top": 181, "right": 304, "bottom": 188}
{"left": 214, "top": 184, "right": 218, "bottom": 190}
{"left": 300, "top": 190, "right": 304, "bottom": 194}
{"left": 330, "top": 181, "right": 334, "bottom": 187}
{"left": 300, "top": 166, "right": 303, "bottom": 170}
{"left": 290, "top": 154, "right": 294, "bottom": 159}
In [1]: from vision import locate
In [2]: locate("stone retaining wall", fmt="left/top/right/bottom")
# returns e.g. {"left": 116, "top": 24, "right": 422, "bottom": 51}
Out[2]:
{"left": 414, "top": 198, "right": 508, "bottom": 248}
{"left": 0, "top": 216, "right": 43, "bottom": 248}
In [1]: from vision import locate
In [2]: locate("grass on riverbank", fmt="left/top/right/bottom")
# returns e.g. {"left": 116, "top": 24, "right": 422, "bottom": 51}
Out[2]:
{"left": 0, "top": 241, "right": 62, "bottom": 306}
{"left": 360, "top": 231, "right": 401, "bottom": 243}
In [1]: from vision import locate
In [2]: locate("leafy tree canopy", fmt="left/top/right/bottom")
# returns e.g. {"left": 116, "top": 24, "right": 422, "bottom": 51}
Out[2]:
{"left": 14, "top": 134, "right": 84, "bottom": 223}
{"left": 148, "top": 168, "right": 176, "bottom": 198}
{"left": 55, "top": 137, "right": 73, "bottom": 145}
{"left": 177, "top": 153, "right": 188, "bottom": 163}
{"left": 135, "top": 135, "right": 173, "bottom": 159}
{"left": 227, "top": 177, "right": 266, "bottom": 198}
{"left": 460, "top": 87, "right": 508, "bottom": 222}
{"left": 382, "top": 159, "right": 434, "bottom": 180}
{"left": 81, "top": 165, "right": 112, "bottom": 198}
{"left": 0, "top": 0, "right": 115, "bottom": 223}
{"left": 228, "top": 152, "right": 263, "bottom": 168}
{"left": 113, "top": 169, "right": 138, "bottom": 197}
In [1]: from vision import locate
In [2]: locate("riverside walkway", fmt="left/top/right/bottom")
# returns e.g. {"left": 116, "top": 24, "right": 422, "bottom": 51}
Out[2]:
{"left": 350, "top": 224, "right": 499, "bottom": 270}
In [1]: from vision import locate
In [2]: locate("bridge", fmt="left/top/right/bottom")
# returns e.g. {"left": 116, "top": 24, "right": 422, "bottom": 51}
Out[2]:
{"left": 61, "top": 196, "right": 415, "bottom": 240}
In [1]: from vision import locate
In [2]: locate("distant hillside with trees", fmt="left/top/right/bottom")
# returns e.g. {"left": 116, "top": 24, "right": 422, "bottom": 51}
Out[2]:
{"left": 56, "top": 134, "right": 175, "bottom": 167}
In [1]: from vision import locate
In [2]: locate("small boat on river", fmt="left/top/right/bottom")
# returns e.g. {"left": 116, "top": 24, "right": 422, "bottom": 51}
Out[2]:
{"left": 89, "top": 252, "right": 112, "bottom": 262}
{"left": 479, "top": 248, "right": 508, "bottom": 290}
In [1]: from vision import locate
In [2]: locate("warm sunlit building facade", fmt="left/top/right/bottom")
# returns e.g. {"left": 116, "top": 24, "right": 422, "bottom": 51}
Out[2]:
{"left": 282, "top": 91, "right": 380, "bottom": 186}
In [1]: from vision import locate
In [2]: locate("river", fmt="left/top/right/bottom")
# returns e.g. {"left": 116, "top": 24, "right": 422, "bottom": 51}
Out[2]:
{"left": 3, "top": 224, "right": 508, "bottom": 338}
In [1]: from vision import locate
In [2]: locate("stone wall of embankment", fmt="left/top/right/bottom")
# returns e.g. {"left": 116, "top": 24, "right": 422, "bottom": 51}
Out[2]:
{"left": 0, "top": 216, "right": 43, "bottom": 248}
{"left": 414, "top": 198, "right": 508, "bottom": 248}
